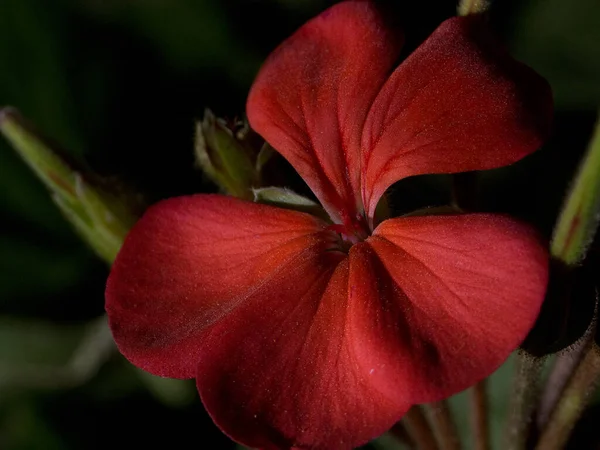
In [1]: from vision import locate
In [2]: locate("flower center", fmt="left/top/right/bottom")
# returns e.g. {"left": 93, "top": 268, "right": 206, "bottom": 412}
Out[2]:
{"left": 327, "top": 212, "right": 371, "bottom": 249}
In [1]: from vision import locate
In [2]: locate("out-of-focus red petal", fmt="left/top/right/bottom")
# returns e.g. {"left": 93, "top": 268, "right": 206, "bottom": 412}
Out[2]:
{"left": 105, "top": 194, "right": 337, "bottom": 379}
{"left": 196, "top": 261, "right": 411, "bottom": 450}
{"left": 247, "top": 1, "right": 403, "bottom": 223}
{"left": 361, "top": 15, "right": 553, "bottom": 218}
{"left": 348, "top": 214, "right": 548, "bottom": 403}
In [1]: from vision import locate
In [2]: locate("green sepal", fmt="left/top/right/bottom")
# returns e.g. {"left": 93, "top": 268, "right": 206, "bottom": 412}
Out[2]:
{"left": 194, "top": 109, "right": 259, "bottom": 200}
{"left": 252, "top": 186, "right": 328, "bottom": 220}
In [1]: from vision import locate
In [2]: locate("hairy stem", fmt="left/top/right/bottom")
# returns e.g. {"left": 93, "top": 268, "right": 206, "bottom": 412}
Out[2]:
{"left": 504, "top": 351, "right": 545, "bottom": 450}
{"left": 536, "top": 337, "right": 591, "bottom": 429}
{"left": 403, "top": 406, "right": 439, "bottom": 450}
{"left": 426, "top": 400, "right": 461, "bottom": 450}
{"left": 471, "top": 380, "right": 489, "bottom": 450}
{"left": 535, "top": 345, "right": 600, "bottom": 450}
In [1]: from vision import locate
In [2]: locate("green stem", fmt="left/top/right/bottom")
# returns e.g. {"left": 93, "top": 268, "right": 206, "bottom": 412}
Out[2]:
{"left": 534, "top": 345, "right": 600, "bottom": 450}
{"left": 504, "top": 351, "right": 545, "bottom": 450}
{"left": 551, "top": 114, "right": 600, "bottom": 265}
{"left": 536, "top": 336, "right": 591, "bottom": 429}
{"left": 425, "top": 401, "right": 461, "bottom": 450}
{"left": 471, "top": 380, "right": 490, "bottom": 450}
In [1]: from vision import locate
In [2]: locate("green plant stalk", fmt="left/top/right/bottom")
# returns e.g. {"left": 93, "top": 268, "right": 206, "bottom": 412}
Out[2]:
{"left": 0, "top": 107, "right": 77, "bottom": 200}
{"left": 425, "top": 400, "right": 461, "bottom": 450}
{"left": 519, "top": 114, "right": 600, "bottom": 448}
{"left": 536, "top": 332, "right": 593, "bottom": 430}
{"left": 0, "top": 107, "right": 134, "bottom": 264}
{"left": 403, "top": 406, "right": 439, "bottom": 450}
{"left": 534, "top": 345, "right": 600, "bottom": 450}
{"left": 551, "top": 115, "right": 600, "bottom": 265}
{"left": 504, "top": 351, "right": 545, "bottom": 450}
{"left": 471, "top": 380, "right": 489, "bottom": 450}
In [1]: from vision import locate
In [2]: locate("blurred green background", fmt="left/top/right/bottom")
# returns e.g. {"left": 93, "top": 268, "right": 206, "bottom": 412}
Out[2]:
{"left": 0, "top": 0, "right": 599, "bottom": 448}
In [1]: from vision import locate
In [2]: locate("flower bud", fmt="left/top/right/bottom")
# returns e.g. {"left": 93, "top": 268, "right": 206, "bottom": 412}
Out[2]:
{"left": 194, "top": 109, "right": 263, "bottom": 200}
{"left": 0, "top": 107, "right": 138, "bottom": 264}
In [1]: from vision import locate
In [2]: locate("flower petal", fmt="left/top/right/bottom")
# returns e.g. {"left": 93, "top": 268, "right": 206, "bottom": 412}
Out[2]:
{"left": 105, "top": 194, "right": 336, "bottom": 379}
{"left": 347, "top": 214, "right": 548, "bottom": 403}
{"left": 247, "top": 1, "right": 403, "bottom": 223}
{"left": 361, "top": 15, "right": 553, "bottom": 218}
{"left": 195, "top": 261, "right": 411, "bottom": 450}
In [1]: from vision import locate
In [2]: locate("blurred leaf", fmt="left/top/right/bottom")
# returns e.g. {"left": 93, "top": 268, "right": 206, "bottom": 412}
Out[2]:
{"left": 135, "top": 371, "right": 196, "bottom": 408}
{"left": 0, "top": 0, "right": 83, "bottom": 152}
{"left": 80, "top": 0, "right": 260, "bottom": 87}
{"left": 0, "top": 0, "right": 95, "bottom": 309}
{"left": 0, "top": 318, "right": 83, "bottom": 368}
{"left": 0, "top": 0, "right": 86, "bottom": 234}
{"left": 511, "top": 0, "right": 600, "bottom": 108}
{"left": 0, "top": 316, "right": 113, "bottom": 391}
{"left": 0, "top": 400, "right": 65, "bottom": 450}
{"left": 0, "top": 235, "right": 90, "bottom": 301}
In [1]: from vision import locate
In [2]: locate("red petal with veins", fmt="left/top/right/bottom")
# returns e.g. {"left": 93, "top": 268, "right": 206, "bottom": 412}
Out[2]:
{"left": 247, "top": 1, "right": 403, "bottom": 223}
{"left": 196, "top": 260, "right": 411, "bottom": 450}
{"left": 105, "top": 194, "right": 337, "bottom": 379}
{"left": 349, "top": 214, "right": 548, "bottom": 403}
{"left": 107, "top": 194, "right": 412, "bottom": 449}
{"left": 361, "top": 16, "right": 552, "bottom": 218}
{"left": 106, "top": 198, "right": 547, "bottom": 448}
{"left": 194, "top": 213, "right": 547, "bottom": 449}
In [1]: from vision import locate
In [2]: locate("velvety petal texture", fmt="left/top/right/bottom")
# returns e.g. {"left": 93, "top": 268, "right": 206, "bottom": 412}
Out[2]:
{"left": 351, "top": 214, "right": 548, "bottom": 404}
{"left": 196, "top": 259, "right": 411, "bottom": 450}
{"left": 361, "top": 16, "right": 552, "bottom": 217}
{"left": 107, "top": 194, "right": 413, "bottom": 449}
{"left": 106, "top": 196, "right": 547, "bottom": 449}
{"left": 247, "top": 1, "right": 403, "bottom": 224}
{"left": 106, "top": 2, "right": 553, "bottom": 449}
{"left": 190, "top": 214, "right": 547, "bottom": 449}
{"left": 106, "top": 194, "right": 339, "bottom": 379}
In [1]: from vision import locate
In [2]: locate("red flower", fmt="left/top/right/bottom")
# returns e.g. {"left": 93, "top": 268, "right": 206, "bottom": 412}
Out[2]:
{"left": 106, "top": 2, "right": 552, "bottom": 449}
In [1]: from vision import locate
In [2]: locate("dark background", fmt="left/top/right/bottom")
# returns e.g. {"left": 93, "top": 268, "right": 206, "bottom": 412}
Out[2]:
{"left": 0, "top": 0, "right": 598, "bottom": 448}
